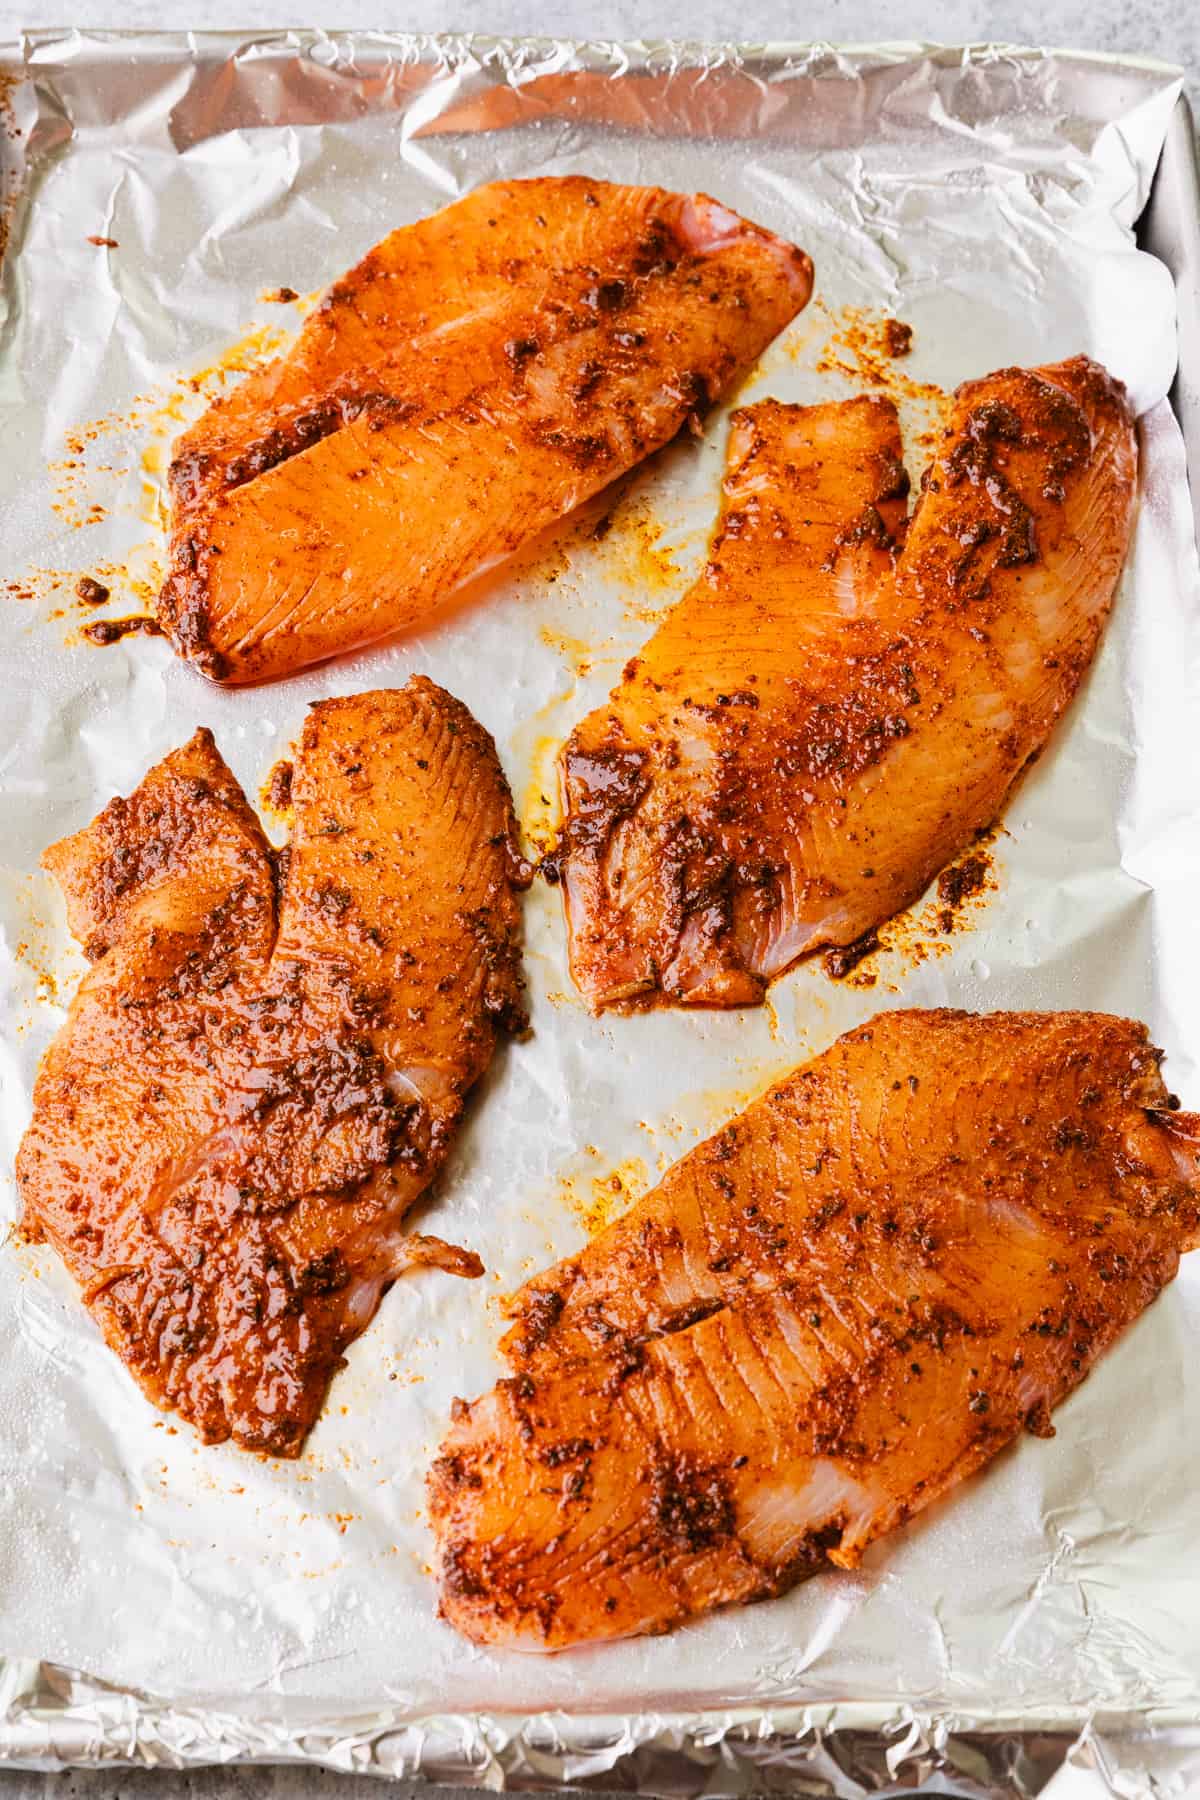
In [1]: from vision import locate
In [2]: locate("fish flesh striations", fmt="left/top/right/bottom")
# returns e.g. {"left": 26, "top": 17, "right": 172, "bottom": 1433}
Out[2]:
{"left": 17, "top": 679, "right": 527, "bottom": 1455}
{"left": 430, "top": 1008, "right": 1199, "bottom": 1648}
{"left": 158, "top": 177, "right": 813, "bottom": 685}
{"left": 553, "top": 357, "right": 1137, "bottom": 1008}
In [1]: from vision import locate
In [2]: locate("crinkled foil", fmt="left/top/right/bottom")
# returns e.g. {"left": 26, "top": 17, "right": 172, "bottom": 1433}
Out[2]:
{"left": 0, "top": 31, "right": 1198, "bottom": 1797}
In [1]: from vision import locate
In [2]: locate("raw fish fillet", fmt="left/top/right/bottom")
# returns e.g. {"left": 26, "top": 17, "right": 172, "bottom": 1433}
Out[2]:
{"left": 158, "top": 177, "right": 813, "bottom": 684}
{"left": 554, "top": 357, "right": 1137, "bottom": 1007}
{"left": 430, "top": 1009, "right": 1199, "bottom": 1648}
{"left": 17, "top": 679, "right": 527, "bottom": 1455}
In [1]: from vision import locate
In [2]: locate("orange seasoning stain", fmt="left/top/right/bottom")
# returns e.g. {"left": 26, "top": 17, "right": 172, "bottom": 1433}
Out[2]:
{"left": 520, "top": 731, "right": 566, "bottom": 861}
{"left": 5, "top": 566, "right": 77, "bottom": 609}
{"left": 5, "top": 319, "right": 304, "bottom": 640}
{"left": 656, "top": 1059, "right": 804, "bottom": 1153}
{"left": 881, "top": 318, "right": 913, "bottom": 359}
{"left": 139, "top": 439, "right": 169, "bottom": 533}
{"left": 81, "top": 614, "right": 163, "bottom": 646}
{"left": 910, "top": 828, "right": 1003, "bottom": 950}
{"left": 822, "top": 829, "right": 1003, "bottom": 989}
{"left": 13, "top": 935, "right": 61, "bottom": 1009}
{"left": 592, "top": 490, "right": 685, "bottom": 623}
{"left": 10, "top": 878, "right": 77, "bottom": 1016}
{"left": 259, "top": 757, "right": 295, "bottom": 832}
{"left": 823, "top": 929, "right": 883, "bottom": 985}
{"left": 748, "top": 307, "right": 824, "bottom": 376}
{"left": 815, "top": 305, "right": 950, "bottom": 456}
{"left": 933, "top": 847, "right": 995, "bottom": 935}
{"left": 517, "top": 1150, "right": 651, "bottom": 1260}
{"left": 22, "top": 558, "right": 164, "bottom": 629}
{"left": 383, "top": 1358, "right": 426, "bottom": 1389}
{"left": 11, "top": 554, "right": 163, "bottom": 639}
{"left": 538, "top": 624, "right": 594, "bottom": 678}
{"left": 40, "top": 319, "right": 296, "bottom": 621}
{"left": 816, "top": 305, "right": 933, "bottom": 396}
{"left": 578, "top": 1156, "right": 649, "bottom": 1235}
{"left": 509, "top": 676, "right": 581, "bottom": 869}
{"left": 823, "top": 920, "right": 918, "bottom": 991}
{"left": 67, "top": 320, "right": 292, "bottom": 464}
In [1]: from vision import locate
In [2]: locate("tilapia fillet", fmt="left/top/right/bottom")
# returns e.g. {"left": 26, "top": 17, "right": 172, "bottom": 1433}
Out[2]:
{"left": 158, "top": 176, "right": 813, "bottom": 685}
{"left": 16, "top": 679, "right": 527, "bottom": 1456}
{"left": 554, "top": 356, "right": 1138, "bottom": 1008}
{"left": 430, "top": 1009, "right": 1200, "bottom": 1649}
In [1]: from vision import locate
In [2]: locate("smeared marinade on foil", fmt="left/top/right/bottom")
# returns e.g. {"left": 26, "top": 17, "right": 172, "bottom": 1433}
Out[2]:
{"left": 0, "top": 32, "right": 1197, "bottom": 1798}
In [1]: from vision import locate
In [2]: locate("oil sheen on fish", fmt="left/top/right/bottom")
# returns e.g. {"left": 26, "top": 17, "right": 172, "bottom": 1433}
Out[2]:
{"left": 158, "top": 177, "right": 813, "bottom": 685}
{"left": 429, "top": 1009, "right": 1200, "bottom": 1649}
{"left": 553, "top": 356, "right": 1137, "bottom": 1008}
{"left": 16, "top": 679, "right": 528, "bottom": 1455}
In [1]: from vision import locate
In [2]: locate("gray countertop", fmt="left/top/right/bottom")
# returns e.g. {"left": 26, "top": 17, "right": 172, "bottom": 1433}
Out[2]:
{"left": 5, "top": 1774, "right": 399, "bottom": 1799}
{"left": 1, "top": 3, "right": 1196, "bottom": 1797}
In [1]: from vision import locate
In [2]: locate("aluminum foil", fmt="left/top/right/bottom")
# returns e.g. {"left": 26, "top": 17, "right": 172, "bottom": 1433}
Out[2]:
{"left": 0, "top": 30, "right": 1198, "bottom": 1796}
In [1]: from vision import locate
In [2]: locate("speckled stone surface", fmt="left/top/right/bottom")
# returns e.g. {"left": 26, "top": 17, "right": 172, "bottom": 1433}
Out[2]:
{"left": 0, "top": 1775, "right": 403, "bottom": 1799}
{"left": 0, "top": 2, "right": 1194, "bottom": 1796}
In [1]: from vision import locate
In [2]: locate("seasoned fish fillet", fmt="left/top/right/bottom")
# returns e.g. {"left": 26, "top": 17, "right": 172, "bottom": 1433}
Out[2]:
{"left": 554, "top": 356, "right": 1137, "bottom": 1008}
{"left": 430, "top": 1010, "right": 1200, "bottom": 1649}
{"left": 158, "top": 177, "right": 813, "bottom": 685}
{"left": 16, "top": 679, "right": 527, "bottom": 1455}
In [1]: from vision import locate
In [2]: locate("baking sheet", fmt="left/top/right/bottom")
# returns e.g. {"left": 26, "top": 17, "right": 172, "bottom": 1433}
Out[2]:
{"left": 0, "top": 31, "right": 1199, "bottom": 1794}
